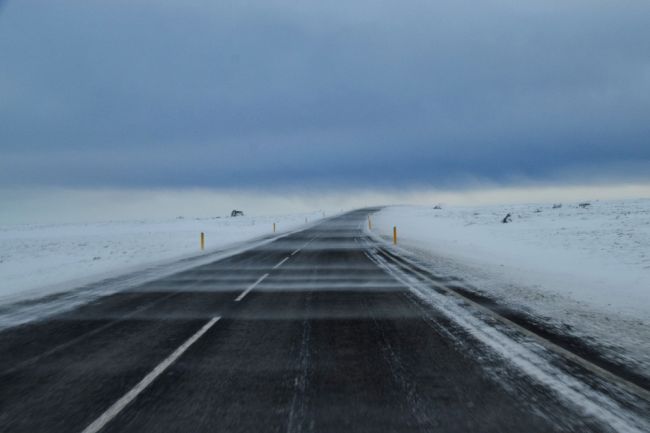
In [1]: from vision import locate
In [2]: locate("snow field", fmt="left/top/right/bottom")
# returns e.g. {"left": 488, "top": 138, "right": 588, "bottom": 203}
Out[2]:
{"left": 0, "top": 212, "right": 322, "bottom": 304}
{"left": 371, "top": 199, "right": 650, "bottom": 372}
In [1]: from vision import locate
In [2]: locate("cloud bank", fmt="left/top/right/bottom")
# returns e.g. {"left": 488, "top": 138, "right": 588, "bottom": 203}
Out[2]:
{"left": 1, "top": 0, "right": 649, "bottom": 191}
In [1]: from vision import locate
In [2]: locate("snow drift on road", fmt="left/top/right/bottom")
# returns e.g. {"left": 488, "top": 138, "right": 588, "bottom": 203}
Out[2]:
{"left": 0, "top": 212, "right": 322, "bottom": 305}
{"left": 371, "top": 199, "right": 650, "bottom": 373}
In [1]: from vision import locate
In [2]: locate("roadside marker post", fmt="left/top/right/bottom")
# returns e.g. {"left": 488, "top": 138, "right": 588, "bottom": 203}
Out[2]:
{"left": 200, "top": 232, "right": 205, "bottom": 251}
{"left": 393, "top": 226, "right": 397, "bottom": 245}
{"left": 273, "top": 223, "right": 276, "bottom": 233}
{"left": 368, "top": 216, "right": 372, "bottom": 230}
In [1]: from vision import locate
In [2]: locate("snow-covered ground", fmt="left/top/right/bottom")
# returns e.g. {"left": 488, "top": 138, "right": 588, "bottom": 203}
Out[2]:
{"left": 371, "top": 199, "right": 650, "bottom": 372}
{"left": 0, "top": 212, "right": 322, "bottom": 305}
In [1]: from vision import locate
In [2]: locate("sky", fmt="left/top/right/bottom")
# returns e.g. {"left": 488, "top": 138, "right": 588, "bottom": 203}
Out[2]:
{"left": 1, "top": 0, "right": 649, "bottom": 222}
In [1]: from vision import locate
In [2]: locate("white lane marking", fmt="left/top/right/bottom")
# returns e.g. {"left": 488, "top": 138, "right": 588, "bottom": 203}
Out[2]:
{"left": 235, "top": 273, "right": 269, "bottom": 302}
{"left": 81, "top": 317, "right": 220, "bottom": 433}
{"left": 273, "top": 256, "right": 290, "bottom": 269}
{"left": 292, "top": 237, "right": 317, "bottom": 256}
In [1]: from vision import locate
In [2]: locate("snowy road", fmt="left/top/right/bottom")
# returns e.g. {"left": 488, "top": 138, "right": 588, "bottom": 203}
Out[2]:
{"left": 0, "top": 210, "right": 648, "bottom": 432}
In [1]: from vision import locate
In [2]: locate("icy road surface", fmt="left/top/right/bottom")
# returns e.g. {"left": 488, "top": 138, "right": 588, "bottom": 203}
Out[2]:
{"left": 0, "top": 210, "right": 648, "bottom": 432}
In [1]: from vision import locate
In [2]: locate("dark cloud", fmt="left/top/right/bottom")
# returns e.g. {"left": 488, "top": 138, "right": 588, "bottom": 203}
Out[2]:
{"left": 1, "top": 0, "right": 649, "bottom": 189}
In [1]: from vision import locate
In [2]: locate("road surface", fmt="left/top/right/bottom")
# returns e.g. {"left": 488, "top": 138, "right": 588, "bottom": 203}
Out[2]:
{"left": 0, "top": 210, "right": 648, "bottom": 432}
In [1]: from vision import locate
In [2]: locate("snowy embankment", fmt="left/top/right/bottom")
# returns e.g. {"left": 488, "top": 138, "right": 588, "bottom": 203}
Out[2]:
{"left": 0, "top": 212, "right": 321, "bottom": 305}
{"left": 371, "top": 199, "right": 650, "bottom": 371}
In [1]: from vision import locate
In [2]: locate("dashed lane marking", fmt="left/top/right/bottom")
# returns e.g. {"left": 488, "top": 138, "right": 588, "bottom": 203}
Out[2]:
{"left": 292, "top": 237, "right": 318, "bottom": 256}
{"left": 273, "top": 256, "right": 290, "bottom": 269}
{"left": 235, "top": 273, "right": 269, "bottom": 302}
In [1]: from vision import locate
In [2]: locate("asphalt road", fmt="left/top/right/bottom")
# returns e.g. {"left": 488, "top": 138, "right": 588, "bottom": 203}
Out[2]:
{"left": 0, "top": 210, "right": 645, "bottom": 432}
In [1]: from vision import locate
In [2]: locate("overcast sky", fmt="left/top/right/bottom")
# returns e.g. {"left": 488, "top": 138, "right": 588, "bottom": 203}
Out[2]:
{"left": 1, "top": 0, "right": 649, "bottom": 221}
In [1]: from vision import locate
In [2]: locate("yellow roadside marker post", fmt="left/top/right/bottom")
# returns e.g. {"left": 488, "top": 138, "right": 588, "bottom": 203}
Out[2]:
{"left": 200, "top": 232, "right": 205, "bottom": 251}
{"left": 393, "top": 226, "right": 397, "bottom": 245}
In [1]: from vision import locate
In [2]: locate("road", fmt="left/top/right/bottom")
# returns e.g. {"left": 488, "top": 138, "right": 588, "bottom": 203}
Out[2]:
{"left": 0, "top": 210, "right": 648, "bottom": 432}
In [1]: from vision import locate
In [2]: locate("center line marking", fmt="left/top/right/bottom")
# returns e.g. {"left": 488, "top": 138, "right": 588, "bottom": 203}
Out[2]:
{"left": 80, "top": 316, "right": 220, "bottom": 433}
{"left": 273, "top": 256, "right": 290, "bottom": 269}
{"left": 293, "top": 238, "right": 315, "bottom": 255}
{"left": 235, "top": 273, "right": 269, "bottom": 301}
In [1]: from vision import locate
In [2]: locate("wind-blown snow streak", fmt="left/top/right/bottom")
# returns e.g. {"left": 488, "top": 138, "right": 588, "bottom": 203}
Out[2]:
{"left": 371, "top": 200, "right": 650, "bottom": 378}
{"left": 0, "top": 217, "right": 319, "bottom": 329}
{"left": 0, "top": 212, "right": 323, "bottom": 304}
{"left": 367, "top": 247, "right": 649, "bottom": 433}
